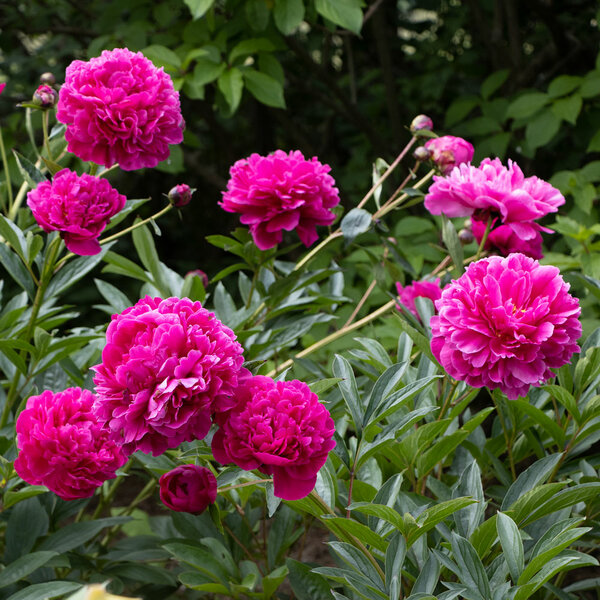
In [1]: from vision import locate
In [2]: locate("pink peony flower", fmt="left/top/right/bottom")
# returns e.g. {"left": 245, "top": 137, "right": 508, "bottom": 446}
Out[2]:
{"left": 212, "top": 375, "right": 336, "bottom": 500}
{"left": 220, "top": 150, "right": 340, "bottom": 250}
{"left": 93, "top": 296, "right": 245, "bottom": 456}
{"left": 27, "top": 168, "right": 126, "bottom": 255}
{"left": 57, "top": 48, "right": 184, "bottom": 171}
{"left": 396, "top": 279, "right": 443, "bottom": 319}
{"left": 14, "top": 388, "right": 127, "bottom": 500}
{"left": 159, "top": 464, "right": 217, "bottom": 514}
{"left": 424, "top": 136, "right": 474, "bottom": 175}
{"left": 0, "top": 82, "right": 6, "bottom": 95}
{"left": 430, "top": 253, "right": 581, "bottom": 400}
{"left": 471, "top": 218, "right": 544, "bottom": 259}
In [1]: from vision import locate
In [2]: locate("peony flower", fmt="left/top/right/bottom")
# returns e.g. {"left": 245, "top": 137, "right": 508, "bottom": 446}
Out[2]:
{"left": 212, "top": 375, "right": 336, "bottom": 500}
{"left": 168, "top": 183, "right": 194, "bottom": 207}
{"left": 57, "top": 48, "right": 184, "bottom": 171}
{"left": 410, "top": 114, "right": 434, "bottom": 132}
{"left": 0, "top": 82, "right": 6, "bottom": 95}
{"left": 220, "top": 150, "right": 340, "bottom": 250}
{"left": 14, "top": 388, "right": 127, "bottom": 500}
{"left": 159, "top": 464, "right": 217, "bottom": 514}
{"left": 27, "top": 168, "right": 126, "bottom": 255}
{"left": 424, "top": 136, "right": 474, "bottom": 175}
{"left": 430, "top": 253, "right": 581, "bottom": 400}
{"left": 93, "top": 296, "right": 245, "bottom": 456}
{"left": 396, "top": 279, "right": 443, "bottom": 320}
{"left": 471, "top": 218, "right": 544, "bottom": 259}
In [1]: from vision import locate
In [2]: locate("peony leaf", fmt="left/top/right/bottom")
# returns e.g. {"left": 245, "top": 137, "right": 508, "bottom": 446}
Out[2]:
{"left": 341, "top": 208, "right": 371, "bottom": 243}
{"left": 243, "top": 69, "right": 286, "bottom": 109}
{"left": 183, "top": 0, "right": 215, "bottom": 19}
{"left": 218, "top": 68, "right": 244, "bottom": 113}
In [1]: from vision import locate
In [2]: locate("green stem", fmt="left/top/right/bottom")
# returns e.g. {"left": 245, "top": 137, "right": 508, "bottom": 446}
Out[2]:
{"left": 475, "top": 216, "right": 493, "bottom": 260}
{"left": 373, "top": 168, "right": 434, "bottom": 220}
{"left": 92, "top": 461, "right": 133, "bottom": 520}
{"left": 294, "top": 230, "right": 343, "bottom": 272}
{"left": 99, "top": 201, "right": 169, "bottom": 246}
{"left": 492, "top": 393, "right": 516, "bottom": 480}
{"left": 0, "top": 123, "right": 13, "bottom": 211}
{"left": 41, "top": 111, "right": 52, "bottom": 161}
{"left": 218, "top": 478, "right": 272, "bottom": 494}
{"left": 97, "top": 164, "right": 119, "bottom": 178}
{"left": 88, "top": 163, "right": 98, "bottom": 176}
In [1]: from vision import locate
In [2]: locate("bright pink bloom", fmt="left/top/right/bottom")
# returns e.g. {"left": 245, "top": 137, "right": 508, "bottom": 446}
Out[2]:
{"left": 93, "top": 296, "right": 245, "bottom": 456}
{"left": 0, "top": 83, "right": 6, "bottom": 95}
{"left": 471, "top": 218, "right": 544, "bottom": 259}
{"left": 159, "top": 465, "right": 217, "bottom": 514}
{"left": 220, "top": 150, "right": 340, "bottom": 250}
{"left": 431, "top": 253, "right": 581, "bottom": 400}
{"left": 27, "top": 168, "right": 126, "bottom": 255}
{"left": 396, "top": 279, "right": 442, "bottom": 319}
{"left": 14, "top": 388, "right": 127, "bottom": 500}
{"left": 424, "top": 136, "right": 474, "bottom": 175}
{"left": 212, "top": 376, "right": 336, "bottom": 501}
{"left": 57, "top": 48, "right": 184, "bottom": 171}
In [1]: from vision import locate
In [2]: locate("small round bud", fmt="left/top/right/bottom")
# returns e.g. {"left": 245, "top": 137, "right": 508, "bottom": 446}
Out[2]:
{"left": 168, "top": 184, "right": 194, "bottom": 208}
{"left": 458, "top": 229, "right": 475, "bottom": 245}
{"left": 32, "top": 85, "right": 58, "bottom": 109}
{"left": 39, "top": 72, "right": 56, "bottom": 86}
{"left": 186, "top": 269, "right": 209, "bottom": 288}
{"left": 413, "top": 146, "right": 432, "bottom": 162}
{"left": 410, "top": 114, "right": 433, "bottom": 133}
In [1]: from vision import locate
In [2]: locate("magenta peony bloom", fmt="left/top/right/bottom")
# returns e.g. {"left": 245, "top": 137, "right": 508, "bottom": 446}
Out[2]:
{"left": 27, "top": 168, "right": 126, "bottom": 255}
{"left": 93, "top": 296, "right": 245, "bottom": 456}
{"left": 212, "top": 375, "right": 336, "bottom": 500}
{"left": 0, "top": 82, "right": 5, "bottom": 95}
{"left": 430, "top": 253, "right": 581, "bottom": 400}
{"left": 159, "top": 464, "right": 217, "bottom": 514}
{"left": 220, "top": 150, "right": 340, "bottom": 250}
{"left": 471, "top": 218, "right": 544, "bottom": 259}
{"left": 57, "top": 48, "right": 184, "bottom": 171}
{"left": 424, "top": 136, "right": 474, "bottom": 175}
{"left": 14, "top": 388, "right": 127, "bottom": 500}
{"left": 396, "top": 279, "right": 443, "bottom": 319}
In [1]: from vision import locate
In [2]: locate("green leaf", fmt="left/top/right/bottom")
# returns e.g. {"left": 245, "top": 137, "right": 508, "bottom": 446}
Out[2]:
{"left": 506, "top": 92, "right": 549, "bottom": 119}
{"left": 348, "top": 502, "right": 404, "bottom": 531}
{"left": 525, "top": 110, "right": 561, "bottom": 150}
{"left": 523, "top": 483, "right": 600, "bottom": 525}
{"left": 385, "top": 533, "right": 406, "bottom": 598}
{"left": 102, "top": 251, "right": 152, "bottom": 284}
{"left": 481, "top": 69, "right": 510, "bottom": 99}
{"left": 511, "top": 399, "right": 565, "bottom": 447}
{"left": 218, "top": 68, "right": 244, "bottom": 113}
{"left": 328, "top": 541, "right": 385, "bottom": 590}
{"left": 191, "top": 59, "right": 225, "bottom": 87}
{"left": 315, "top": 0, "right": 363, "bottom": 34}
{"left": 496, "top": 512, "right": 524, "bottom": 582}
{"left": 0, "top": 243, "right": 35, "bottom": 299}
{"left": 362, "top": 362, "right": 407, "bottom": 426}
{"left": 322, "top": 516, "right": 387, "bottom": 552}
{"left": 131, "top": 222, "right": 170, "bottom": 295}
{"left": 2, "top": 486, "right": 48, "bottom": 509}
{"left": 6, "top": 582, "right": 81, "bottom": 600}
{"left": 332, "top": 355, "right": 363, "bottom": 434}
{"left": 183, "top": 0, "right": 215, "bottom": 19}
{"left": 274, "top": 0, "right": 305, "bottom": 34}
{"left": 441, "top": 216, "right": 464, "bottom": 275}
{"left": 341, "top": 208, "right": 371, "bottom": 243}
{"left": 229, "top": 38, "right": 275, "bottom": 63}
{"left": 450, "top": 533, "right": 491, "bottom": 599}
{"left": 309, "top": 377, "right": 343, "bottom": 396}
{"left": 94, "top": 279, "right": 131, "bottom": 314}
{"left": 243, "top": 69, "right": 286, "bottom": 108}
{"left": 548, "top": 75, "right": 582, "bottom": 98}
{"left": 543, "top": 384, "right": 581, "bottom": 422}
{"left": 5, "top": 497, "right": 48, "bottom": 563}
{"left": 11, "top": 150, "right": 45, "bottom": 189}
{"left": 142, "top": 44, "right": 182, "bottom": 69}
{"left": 552, "top": 94, "right": 582, "bottom": 124}
{"left": 286, "top": 558, "right": 333, "bottom": 600}
{"left": 0, "top": 551, "right": 58, "bottom": 587}
{"left": 245, "top": 0, "right": 270, "bottom": 31}
{"left": 0, "top": 215, "right": 28, "bottom": 263}
{"left": 445, "top": 96, "right": 479, "bottom": 127}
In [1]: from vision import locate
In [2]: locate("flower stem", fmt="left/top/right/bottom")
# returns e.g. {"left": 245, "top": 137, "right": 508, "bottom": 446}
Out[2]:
{"left": 373, "top": 168, "right": 435, "bottom": 220}
{"left": 41, "top": 111, "right": 52, "bottom": 162}
{"left": 492, "top": 393, "right": 516, "bottom": 480}
{"left": 218, "top": 478, "right": 273, "bottom": 493}
{"left": 294, "top": 230, "right": 343, "bottom": 272}
{"left": 0, "top": 123, "right": 14, "bottom": 211}
{"left": 475, "top": 216, "right": 493, "bottom": 260}
{"left": 7, "top": 159, "right": 43, "bottom": 221}
{"left": 98, "top": 201, "right": 169, "bottom": 246}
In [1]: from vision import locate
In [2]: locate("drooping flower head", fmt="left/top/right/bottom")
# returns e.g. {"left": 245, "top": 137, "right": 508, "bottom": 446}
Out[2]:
{"left": 212, "top": 375, "right": 336, "bottom": 500}
{"left": 27, "top": 168, "right": 126, "bottom": 255}
{"left": 431, "top": 253, "right": 581, "bottom": 400}
{"left": 396, "top": 279, "right": 443, "bottom": 320}
{"left": 57, "top": 48, "right": 184, "bottom": 171}
{"left": 14, "top": 388, "right": 127, "bottom": 500}
{"left": 220, "top": 150, "right": 340, "bottom": 250}
{"left": 471, "top": 218, "right": 544, "bottom": 259}
{"left": 424, "top": 136, "right": 474, "bottom": 175}
{"left": 159, "top": 464, "right": 217, "bottom": 514}
{"left": 93, "top": 296, "right": 245, "bottom": 456}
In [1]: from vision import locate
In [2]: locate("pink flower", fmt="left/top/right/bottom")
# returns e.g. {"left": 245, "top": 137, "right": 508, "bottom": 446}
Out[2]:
{"left": 27, "top": 169, "right": 126, "bottom": 255}
{"left": 220, "top": 150, "right": 340, "bottom": 250}
{"left": 93, "top": 296, "right": 245, "bottom": 456}
{"left": 396, "top": 279, "right": 443, "bottom": 319}
{"left": 14, "top": 388, "right": 127, "bottom": 500}
{"left": 424, "top": 136, "right": 474, "bottom": 175}
{"left": 471, "top": 218, "right": 544, "bottom": 259}
{"left": 212, "top": 376, "right": 336, "bottom": 500}
{"left": 159, "top": 465, "right": 217, "bottom": 514}
{"left": 57, "top": 48, "right": 184, "bottom": 171}
{"left": 0, "top": 83, "right": 6, "bottom": 95}
{"left": 431, "top": 253, "right": 581, "bottom": 400}
{"left": 186, "top": 269, "right": 209, "bottom": 287}
{"left": 168, "top": 184, "right": 194, "bottom": 207}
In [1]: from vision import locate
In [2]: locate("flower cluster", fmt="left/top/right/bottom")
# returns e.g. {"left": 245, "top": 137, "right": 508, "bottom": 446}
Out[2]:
{"left": 424, "top": 136, "right": 474, "bottom": 175}
{"left": 14, "top": 388, "right": 126, "bottom": 500}
{"left": 159, "top": 465, "right": 217, "bottom": 514}
{"left": 424, "top": 158, "right": 564, "bottom": 258}
{"left": 221, "top": 150, "right": 340, "bottom": 250}
{"left": 57, "top": 48, "right": 184, "bottom": 171}
{"left": 431, "top": 253, "right": 581, "bottom": 400}
{"left": 396, "top": 279, "right": 443, "bottom": 320}
{"left": 27, "top": 169, "right": 126, "bottom": 255}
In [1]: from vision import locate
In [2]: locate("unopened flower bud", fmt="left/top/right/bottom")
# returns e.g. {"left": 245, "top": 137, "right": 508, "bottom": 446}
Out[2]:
{"left": 187, "top": 269, "right": 209, "bottom": 288}
{"left": 32, "top": 84, "right": 58, "bottom": 108}
{"left": 39, "top": 72, "right": 56, "bottom": 86}
{"left": 413, "top": 146, "right": 431, "bottom": 162}
{"left": 410, "top": 114, "right": 433, "bottom": 133}
{"left": 168, "top": 184, "right": 194, "bottom": 208}
{"left": 458, "top": 228, "right": 475, "bottom": 245}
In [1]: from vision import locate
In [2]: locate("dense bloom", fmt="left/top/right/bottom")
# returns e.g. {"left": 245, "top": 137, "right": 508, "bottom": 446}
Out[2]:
{"left": 410, "top": 114, "right": 433, "bottom": 132}
{"left": 168, "top": 183, "right": 193, "bottom": 207}
{"left": 14, "top": 388, "right": 127, "bottom": 500}
{"left": 27, "top": 168, "right": 126, "bottom": 255}
{"left": 430, "top": 253, "right": 581, "bottom": 400}
{"left": 93, "top": 296, "right": 245, "bottom": 456}
{"left": 472, "top": 218, "right": 544, "bottom": 259}
{"left": 57, "top": 48, "right": 184, "bottom": 171}
{"left": 424, "top": 136, "right": 474, "bottom": 175}
{"left": 159, "top": 464, "right": 217, "bottom": 514}
{"left": 212, "top": 376, "right": 336, "bottom": 500}
{"left": 396, "top": 279, "right": 443, "bottom": 319}
{"left": 220, "top": 150, "right": 340, "bottom": 250}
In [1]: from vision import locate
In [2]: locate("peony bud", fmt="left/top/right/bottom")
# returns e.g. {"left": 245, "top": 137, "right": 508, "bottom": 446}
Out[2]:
{"left": 186, "top": 269, "right": 209, "bottom": 288}
{"left": 410, "top": 114, "right": 434, "bottom": 132}
{"left": 39, "top": 72, "right": 56, "bottom": 86}
{"left": 458, "top": 228, "right": 475, "bottom": 245}
{"left": 168, "top": 183, "right": 194, "bottom": 207}
{"left": 159, "top": 465, "right": 217, "bottom": 514}
{"left": 413, "top": 146, "right": 431, "bottom": 162}
{"left": 32, "top": 84, "right": 58, "bottom": 108}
